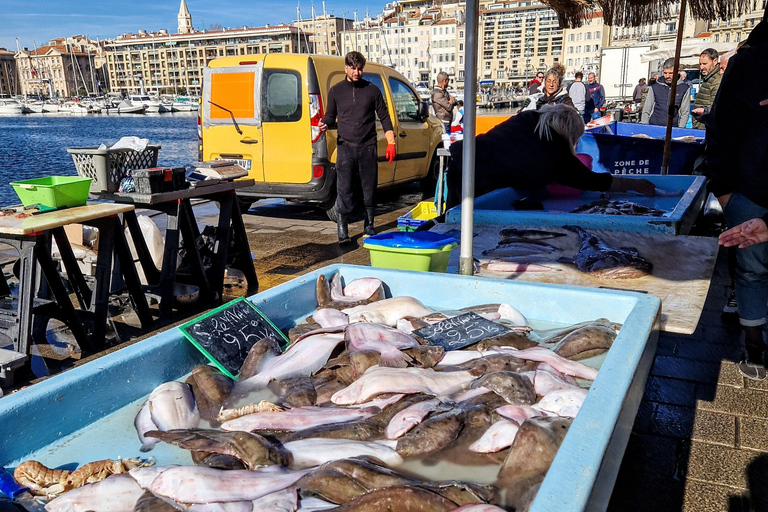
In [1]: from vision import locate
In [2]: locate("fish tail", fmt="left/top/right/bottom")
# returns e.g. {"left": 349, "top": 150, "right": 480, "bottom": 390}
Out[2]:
{"left": 379, "top": 349, "right": 413, "bottom": 368}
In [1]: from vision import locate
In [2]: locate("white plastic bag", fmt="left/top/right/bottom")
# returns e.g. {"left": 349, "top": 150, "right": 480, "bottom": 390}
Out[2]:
{"left": 125, "top": 215, "right": 165, "bottom": 285}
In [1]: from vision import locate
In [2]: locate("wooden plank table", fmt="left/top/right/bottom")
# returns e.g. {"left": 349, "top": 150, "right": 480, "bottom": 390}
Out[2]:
{"left": 0, "top": 202, "right": 151, "bottom": 373}
{"left": 432, "top": 224, "right": 719, "bottom": 334}
{"left": 100, "top": 180, "right": 259, "bottom": 319}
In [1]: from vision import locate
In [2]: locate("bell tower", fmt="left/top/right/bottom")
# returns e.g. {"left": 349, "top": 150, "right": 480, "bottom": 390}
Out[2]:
{"left": 178, "top": 0, "right": 193, "bottom": 34}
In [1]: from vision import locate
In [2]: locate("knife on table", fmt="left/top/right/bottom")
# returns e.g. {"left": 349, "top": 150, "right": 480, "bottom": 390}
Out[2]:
{"left": 0, "top": 467, "right": 47, "bottom": 512}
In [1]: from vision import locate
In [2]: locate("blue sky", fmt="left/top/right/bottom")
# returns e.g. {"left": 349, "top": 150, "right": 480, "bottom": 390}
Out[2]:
{"left": 1, "top": 0, "right": 375, "bottom": 52}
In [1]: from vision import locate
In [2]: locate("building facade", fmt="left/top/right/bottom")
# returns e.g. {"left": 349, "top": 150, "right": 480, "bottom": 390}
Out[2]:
{"left": 294, "top": 14, "right": 353, "bottom": 55}
{"left": 16, "top": 39, "right": 101, "bottom": 98}
{"left": 0, "top": 49, "right": 19, "bottom": 98}
{"left": 479, "top": 1, "right": 563, "bottom": 87}
{"left": 430, "top": 18, "right": 459, "bottom": 86}
{"left": 103, "top": 24, "right": 310, "bottom": 96}
{"left": 705, "top": 0, "right": 767, "bottom": 45}
{"left": 561, "top": 13, "right": 608, "bottom": 79}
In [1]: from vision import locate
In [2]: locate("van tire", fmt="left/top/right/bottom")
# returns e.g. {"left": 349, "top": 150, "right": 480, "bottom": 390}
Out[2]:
{"left": 419, "top": 153, "right": 441, "bottom": 199}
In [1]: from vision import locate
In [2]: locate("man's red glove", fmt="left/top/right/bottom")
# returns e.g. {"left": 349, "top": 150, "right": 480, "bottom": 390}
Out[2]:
{"left": 385, "top": 144, "right": 396, "bottom": 163}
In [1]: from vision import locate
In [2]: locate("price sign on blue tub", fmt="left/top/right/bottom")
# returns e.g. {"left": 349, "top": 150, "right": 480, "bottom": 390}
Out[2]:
{"left": 413, "top": 312, "right": 510, "bottom": 350}
{"left": 179, "top": 298, "right": 289, "bottom": 379}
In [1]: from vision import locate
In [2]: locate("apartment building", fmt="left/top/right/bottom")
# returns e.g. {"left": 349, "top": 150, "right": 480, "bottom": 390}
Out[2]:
{"left": 293, "top": 14, "right": 353, "bottom": 55}
{"left": 561, "top": 12, "right": 609, "bottom": 79}
{"left": 0, "top": 49, "right": 19, "bottom": 98}
{"left": 607, "top": 5, "right": 704, "bottom": 46}
{"left": 480, "top": 1, "right": 563, "bottom": 87}
{"left": 103, "top": 24, "right": 310, "bottom": 96}
{"left": 430, "top": 18, "right": 459, "bottom": 85}
{"left": 705, "top": 0, "right": 766, "bottom": 45}
{"left": 16, "top": 40, "right": 101, "bottom": 98}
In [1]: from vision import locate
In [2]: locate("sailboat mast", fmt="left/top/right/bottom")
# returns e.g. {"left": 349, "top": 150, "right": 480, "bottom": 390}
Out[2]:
{"left": 15, "top": 38, "right": 26, "bottom": 99}
{"left": 297, "top": 4, "right": 302, "bottom": 54}
{"left": 322, "top": 1, "right": 329, "bottom": 55}
{"left": 87, "top": 37, "right": 96, "bottom": 96}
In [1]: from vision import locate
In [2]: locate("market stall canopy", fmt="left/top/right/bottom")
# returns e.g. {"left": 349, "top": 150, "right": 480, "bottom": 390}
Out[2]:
{"left": 542, "top": 0, "right": 750, "bottom": 28}
{"left": 639, "top": 39, "right": 735, "bottom": 63}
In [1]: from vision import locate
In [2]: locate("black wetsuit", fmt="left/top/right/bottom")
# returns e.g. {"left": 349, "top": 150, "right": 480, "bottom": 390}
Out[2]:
{"left": 322, "top": 78, "right": 394, "bottom": 215}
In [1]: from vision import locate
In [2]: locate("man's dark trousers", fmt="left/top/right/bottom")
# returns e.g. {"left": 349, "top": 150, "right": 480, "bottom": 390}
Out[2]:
{"left": 336, "top": 141, "right": 378, "bottom": 215}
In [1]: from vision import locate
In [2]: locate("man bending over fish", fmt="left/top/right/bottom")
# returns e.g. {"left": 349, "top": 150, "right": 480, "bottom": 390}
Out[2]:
{"left": 445, "top": 104, "right": 655, "bottom": 210}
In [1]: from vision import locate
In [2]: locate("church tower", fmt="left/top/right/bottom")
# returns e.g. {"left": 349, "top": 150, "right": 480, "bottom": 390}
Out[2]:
{"left": 178, "top": 0, "right": 193, "bottom": 34}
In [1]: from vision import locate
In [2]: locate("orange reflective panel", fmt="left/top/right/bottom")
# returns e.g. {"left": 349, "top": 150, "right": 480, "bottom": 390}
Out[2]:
{"left": 210, "top": 72, "right": 255, "bottom": 119}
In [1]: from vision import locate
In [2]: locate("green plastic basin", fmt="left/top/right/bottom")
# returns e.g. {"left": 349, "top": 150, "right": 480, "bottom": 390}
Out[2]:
{"left": 10, "top": 176, "right": 92, "bottom": 210}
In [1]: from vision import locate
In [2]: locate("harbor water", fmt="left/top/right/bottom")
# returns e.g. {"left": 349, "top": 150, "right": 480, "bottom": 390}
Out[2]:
{"left": 0, "top": 112, "right": 198, "bottom": 205}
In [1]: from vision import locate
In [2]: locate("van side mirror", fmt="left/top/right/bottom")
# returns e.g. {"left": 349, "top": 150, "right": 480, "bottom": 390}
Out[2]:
{"left": 419, "top": 101, "right": 430, "bottom": 120}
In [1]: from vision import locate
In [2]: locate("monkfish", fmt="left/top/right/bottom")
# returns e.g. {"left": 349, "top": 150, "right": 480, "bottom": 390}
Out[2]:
{"left": 560, "top": 225, "right": 652, "bottom": 279}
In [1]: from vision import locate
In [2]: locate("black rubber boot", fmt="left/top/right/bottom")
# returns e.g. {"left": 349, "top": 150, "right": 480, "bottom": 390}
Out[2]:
{"left": 363, "top": 207, "right": 375, "bottom": 237}
{"left": 744, "top": 325, "right": 766, "bottom": 364}
{"left": 337, "top": 214, "right": 351, "bottom": 244}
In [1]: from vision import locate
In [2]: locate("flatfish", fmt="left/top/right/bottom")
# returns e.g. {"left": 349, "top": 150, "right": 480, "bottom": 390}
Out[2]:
{"left": 482, "top": 240, "right": 557, "bottom": 258}
{"left": 570, "top": 199, "right": 666, "bottom": 217}
{"left": 498, "top": 228, "right": 566, "bottom": 240}
{"left": 560, "top": 225, "right": 652, "bottom": 279}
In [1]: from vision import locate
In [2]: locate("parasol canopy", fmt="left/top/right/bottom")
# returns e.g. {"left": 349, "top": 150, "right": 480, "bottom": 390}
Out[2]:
{"left": 639, "top": 40, "right": 736, "bottom": 63}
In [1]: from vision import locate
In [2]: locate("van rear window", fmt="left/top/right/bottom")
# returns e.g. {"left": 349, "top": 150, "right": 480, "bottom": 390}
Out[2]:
{"left": 210, "top": 72, "right": 256, "bottom": 119}
{"left": 263, "top": 69, "right": 302, "bottom": 122}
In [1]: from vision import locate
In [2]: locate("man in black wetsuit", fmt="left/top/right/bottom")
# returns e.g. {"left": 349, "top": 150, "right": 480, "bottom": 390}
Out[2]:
{"left": 319, "top": 51, "right": 396, "bottom": 244}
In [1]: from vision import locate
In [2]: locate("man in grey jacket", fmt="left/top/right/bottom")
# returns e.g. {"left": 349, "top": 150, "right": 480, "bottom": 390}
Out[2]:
{"left": 431, "top": 71, "right": 456, "bottom": 132}
{"left": 641, "top": 58, "right": 691, "bottom": 128}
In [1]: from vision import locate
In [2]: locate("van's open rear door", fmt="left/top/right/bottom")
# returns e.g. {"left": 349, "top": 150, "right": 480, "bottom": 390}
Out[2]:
{"left": 202, "top": 64, "right": 264, "bottom": 181}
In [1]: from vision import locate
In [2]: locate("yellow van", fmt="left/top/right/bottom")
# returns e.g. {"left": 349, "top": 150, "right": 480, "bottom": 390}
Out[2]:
{"left": 200, "top": 54, "right": 444, "bottom": 220}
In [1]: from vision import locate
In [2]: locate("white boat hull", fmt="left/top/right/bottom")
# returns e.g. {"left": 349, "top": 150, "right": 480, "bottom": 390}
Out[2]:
{"left": 0, "top": 105, "right": 23, "bottom": 116}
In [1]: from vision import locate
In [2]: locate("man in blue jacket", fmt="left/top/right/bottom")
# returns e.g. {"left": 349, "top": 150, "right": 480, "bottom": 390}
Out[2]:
{"left": 585, "top": 72, "right": 605, "bottom": 122}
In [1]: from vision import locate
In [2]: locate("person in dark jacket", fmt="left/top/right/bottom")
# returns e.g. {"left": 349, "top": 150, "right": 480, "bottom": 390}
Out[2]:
{"left": 641, "top": 58, "right": 691, "bottom": 127}
{"left": 445, "top": 105, "right": 654, "bottom": 210}
{"left": 705, "top": 8, "right": 768, "bottom": 379}
{"left": 691, "top": 48, "right": 722, "bottom": 129}
{"left": 319, "top": 51, "right": 396, "bottom": 244}
{"left": 633, "top": 78, "right": 648, "bottom": 104}
{"left": 521, "top": 69, "right": 575, "bottom": 111}
{"left": 585, "top": 72, "right": 605, "bottom": 121}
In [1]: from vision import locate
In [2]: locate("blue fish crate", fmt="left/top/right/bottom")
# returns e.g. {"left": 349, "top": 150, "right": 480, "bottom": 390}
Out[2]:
{"left": 447, "top": 175, "right": 707, "bottom": 235}
{"left": 576, "top": 121, "right": 705, "bottom": 176}
{"left": 0, "top": 264, "right": 660, "bottom": 512}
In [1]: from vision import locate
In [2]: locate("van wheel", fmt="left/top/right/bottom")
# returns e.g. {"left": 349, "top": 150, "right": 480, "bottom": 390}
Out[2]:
{"left": 419, "top": 154, "right": 441, "bottom": 199}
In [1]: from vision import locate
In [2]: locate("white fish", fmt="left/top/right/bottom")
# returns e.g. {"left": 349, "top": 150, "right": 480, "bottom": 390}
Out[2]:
{"left": 349, "top": 393, "right": 406, "bottom": 409}
{"left": 237, "top": 333, "right": 345, "bottom": 390}
{"left": 284, "top": 438, "right": 403, "bottom": 469}
{"left": 331, "top": 366, "right": 476, "bottom": 405}
{"left": 297, "top": 496, "right": 337, "bottom": 511}
{"left": 45, "top": 474, "right": 144, "bottom": 512}
{"left": 188, "top": 502, "right": 257, "bottom": 512}
{"left": 330, "top": 274, "right": 385, "bottom": 303}
{"left": 243, "top": 486, "right": 297, "bottom": 512}
{"left": 495, "top": 404, "right": 547, "bottom": 425}
{"left": 130, "top": 466, "right": 307, "bottom": 504}
{"left": 385, "top": 398, "right": 441, "bottom": 439}
{"left": 343, "top": 297, "right": 434, "bottom": 326}
{"left": 530, "top": 363, "right": 581, "bottom": 396}
{"left": 486, "top": 261, "right": 557, "bottom": 273}
{"left": 497, "top": 303, "right": 528, "bottom": 326}
{"left": 134, "top": 400, "right": 160, "bottom": 452}
{"left": 434, "top": 351, "right": 483, "bottom": 368}
{"left": 538, "top": 388, "right": 588, "bottom": 417}
{"left": 220, "top": 406, "right": 380, "bottom": 432}
{"left": 345, "top": 322, "right": 420, "bottom": 367}
{"left": 147, "top": 381, "right": 200, "bottom": 435}
{"left": 313, "top": 308, "right": 349, "bottom": 328}
{"left": 469, "top": 419, "right": 520, "bottom": 453}
{"left": 490, "top": 346, "right": 599, "bottom": 381}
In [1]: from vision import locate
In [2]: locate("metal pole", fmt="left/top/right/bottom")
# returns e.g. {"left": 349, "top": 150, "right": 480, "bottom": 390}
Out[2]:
{"left": 661, "top": 0, "right": 687, "bottom": 174}
{"left": 459, "top": 0, "right": 479, "bottom": 276}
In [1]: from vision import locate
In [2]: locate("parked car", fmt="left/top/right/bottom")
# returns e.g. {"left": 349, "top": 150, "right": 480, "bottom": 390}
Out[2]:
{"left": 200, "top": 54, "right": 444, "bottom": 220}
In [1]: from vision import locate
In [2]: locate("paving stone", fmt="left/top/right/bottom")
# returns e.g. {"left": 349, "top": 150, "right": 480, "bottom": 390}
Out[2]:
{"left": 683, "top": 480, "right": 747, "bottom": 512}
{"left": 651, "top": 355, "right": 721, "bottom": 384}
{"left": 691, "top": 410, "right": 736, "bottom": 447}
{"left": 675, "top": 339, "right": 745, "bottom": 363}
{"left": 738, "top": 417, "right": 768, "bottom": 453}
{"left": 650, "top": 403, "right": 696, "bottom": 439}
{"left": 643, "top": 375, "right": 697, "bottom": 407}
{"left": 688, "top": 441, "right": 757, "bottom": 489}
{"left": 696, "top": 385, "right": 768, "bottom": 419}
{"left": 654, "top": 336, "right": 678, "bottom": 356}
{"left": 632, "top": 399, "right": 657, "bottom": 434}
{"left": 700, "top": 323, "right": 744, "bottom": 347}
{"left": 252, "top": 229, "right": 284, "bottom": 234}
{"left": 718, "top": 362, "right": 748, "bottom": 388}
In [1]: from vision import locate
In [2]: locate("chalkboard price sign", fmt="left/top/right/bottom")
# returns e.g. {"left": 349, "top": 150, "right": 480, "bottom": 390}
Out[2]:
{"left": 179, "top": 298, "right": 290, "bottom": 379}
{"left": 413, "top": 312, "right": 511, "bottom": 351}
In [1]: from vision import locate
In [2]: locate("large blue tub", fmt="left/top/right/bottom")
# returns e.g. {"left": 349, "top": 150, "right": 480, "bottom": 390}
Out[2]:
{"left": 576, "top": 121, "right": 705, "bottom": 175}
{"left": 0, "top": 264, "right": 660, "bottom": 512}
{"left": 446, "top": 175, "right": 707, "bottom": 235}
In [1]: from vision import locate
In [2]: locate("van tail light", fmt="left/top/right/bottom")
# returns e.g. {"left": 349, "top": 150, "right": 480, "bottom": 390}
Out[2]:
{"left": 309, "top": 93, "right": 324, "bottom": 143}
{"left": 313, "top": 165, "right": 324, "bottom": 179}
{"left": 197, "top": 107, "right": 203, "bottom": 160}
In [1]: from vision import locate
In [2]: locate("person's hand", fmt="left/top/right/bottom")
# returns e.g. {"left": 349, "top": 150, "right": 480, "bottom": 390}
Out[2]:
{"left": 318, "top": 120, "right": 328, "bottom": 133}
{"left": 610, "top": 176, "right": 655, "bottom": 196}
{"left": 594, "top": 108, "right": 599, "bottom": 113}
{"left": 719, "top": 218, "right": 768, "bottom": 248}
{"left": 760, "top": 99, "right": 768, "bottom": 106}
{"left": 385, "top": 144, "right": 396, "bottom": 163}
{"left": 692, "top": 107, "right": 704, "bottom": 115}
